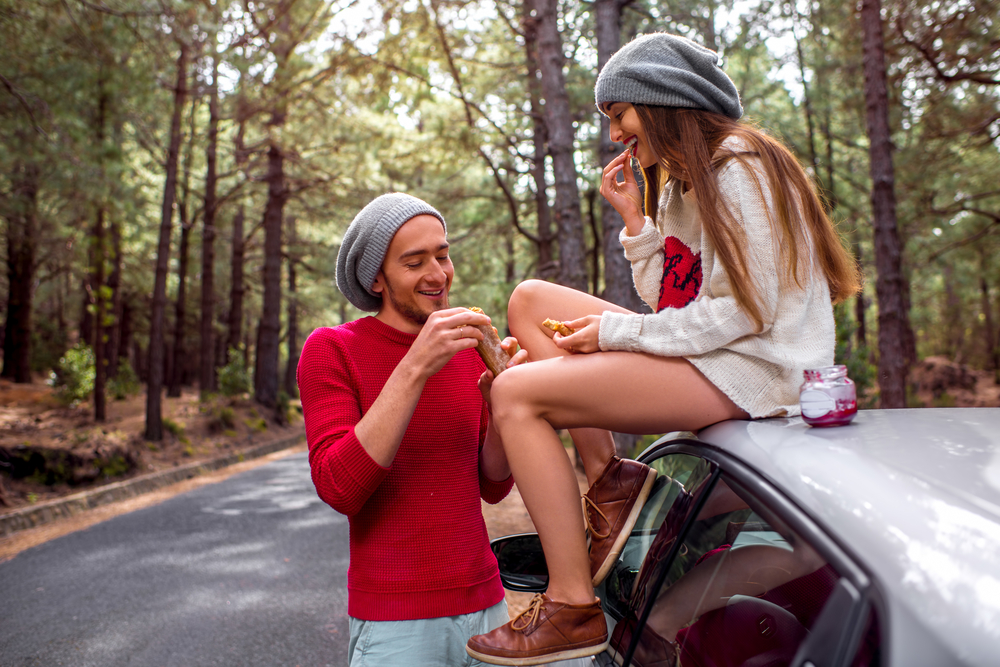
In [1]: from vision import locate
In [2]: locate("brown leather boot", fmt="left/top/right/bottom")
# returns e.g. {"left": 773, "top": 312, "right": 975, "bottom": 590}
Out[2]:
{"left": 584, "top": 456, "right": 657, "bottom": 585}
{"left": 466, "top": 593, "right": 609, "bottom": 665}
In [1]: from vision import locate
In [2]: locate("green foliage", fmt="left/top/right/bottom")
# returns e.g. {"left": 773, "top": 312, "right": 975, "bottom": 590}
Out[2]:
{"left": 218, "top": 349, "right": 251, "bottom": 397}
{"left": 107, "top": 361, "right": 141, "bottom": 400}
{"left": 245, "top": 417, "right": 268, "bottom": 433}
{"left": 50, "top": 344, "right": 95, "bottom": 406}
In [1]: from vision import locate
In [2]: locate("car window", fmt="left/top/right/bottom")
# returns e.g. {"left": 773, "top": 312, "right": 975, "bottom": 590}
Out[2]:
{"left": 849, "top": 607, "right": 882, "bottom": 667}
{"left": 610, "top": 474, "right": 845, "bottom": 667}
{"left": 601, "top": 453, "right": 715, "bottom": 620}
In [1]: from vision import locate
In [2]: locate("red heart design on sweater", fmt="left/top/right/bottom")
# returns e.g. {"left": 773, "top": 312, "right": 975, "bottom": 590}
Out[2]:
{"left": 657, "top": 236, "right": 702, "bottom": 311}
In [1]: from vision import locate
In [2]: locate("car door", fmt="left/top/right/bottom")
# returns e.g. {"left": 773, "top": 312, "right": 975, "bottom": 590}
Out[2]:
{"left": 490, "top": 436, "right": 884, "bottom": 667}
{"left": 595, "top": 438, "right": 883, "bottom": 667}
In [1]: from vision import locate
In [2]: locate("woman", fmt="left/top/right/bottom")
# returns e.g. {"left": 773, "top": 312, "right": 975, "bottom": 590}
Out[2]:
{"left": 466, "top": 33, "right": 860, "bottom": 666}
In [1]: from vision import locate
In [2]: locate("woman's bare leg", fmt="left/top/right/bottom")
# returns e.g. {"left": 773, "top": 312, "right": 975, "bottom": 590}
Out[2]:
{"left": 507, "top": 280, "right": 631, "bottom": 484}
{"left": 490, "top": 350, "right": 747, "bottom": 605}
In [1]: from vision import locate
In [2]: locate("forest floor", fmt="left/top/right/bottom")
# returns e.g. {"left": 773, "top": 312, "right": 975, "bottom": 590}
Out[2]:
{"left": 0, "top": 378, "right": 303, "bottom": 512}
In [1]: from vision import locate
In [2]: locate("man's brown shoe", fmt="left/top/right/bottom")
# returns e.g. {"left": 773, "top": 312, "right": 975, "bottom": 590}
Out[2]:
{"left": 466, "top": 593, "right": 609, "bottom": 665}
{"left": 585, "top": 456, "right": 657, "bottom": 586}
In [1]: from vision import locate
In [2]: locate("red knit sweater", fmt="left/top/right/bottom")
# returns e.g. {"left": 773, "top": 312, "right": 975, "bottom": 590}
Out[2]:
{"left": 297, "top": 317, "right": 513, "bottom": 621}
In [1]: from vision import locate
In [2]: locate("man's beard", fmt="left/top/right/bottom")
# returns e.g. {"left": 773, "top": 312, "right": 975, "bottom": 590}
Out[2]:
{"left": 382, "top": 277, "right": 449, "bottom": 326}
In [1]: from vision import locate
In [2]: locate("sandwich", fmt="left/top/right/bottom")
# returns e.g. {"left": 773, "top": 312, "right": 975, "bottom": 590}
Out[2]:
{"left": 467, "top": 307, "right": 510, "bottom": 376}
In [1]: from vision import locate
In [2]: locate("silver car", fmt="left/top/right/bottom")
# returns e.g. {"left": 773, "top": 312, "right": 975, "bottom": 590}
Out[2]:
{"left": 491, "top": 408, "right": 1000, "bottom": 666}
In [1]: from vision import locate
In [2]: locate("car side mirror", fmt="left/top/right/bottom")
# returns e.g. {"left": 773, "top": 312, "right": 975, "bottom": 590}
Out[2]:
{"left": 491, "top": 533, "right": 548, "bottom": 592}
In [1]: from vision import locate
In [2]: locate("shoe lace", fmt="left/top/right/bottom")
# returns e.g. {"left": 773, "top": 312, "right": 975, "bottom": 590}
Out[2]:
{"left": 511, "top": 593, "right": 545, "bottom": 631}
{"left": 582, "top": 495, "right": 611, "bottom": 539}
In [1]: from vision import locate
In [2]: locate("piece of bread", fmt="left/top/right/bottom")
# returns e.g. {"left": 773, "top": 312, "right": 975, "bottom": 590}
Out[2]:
{"left": 542, "top": 319, "right": 575, "bottom": 337}
{"left": 468, "top": 307, "right": 510, "bottom": 376}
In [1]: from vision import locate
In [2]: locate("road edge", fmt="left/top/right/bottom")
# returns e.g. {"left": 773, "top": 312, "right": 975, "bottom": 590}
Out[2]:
{"left": 0, "top": 431, "right": 305, "bottom": 538}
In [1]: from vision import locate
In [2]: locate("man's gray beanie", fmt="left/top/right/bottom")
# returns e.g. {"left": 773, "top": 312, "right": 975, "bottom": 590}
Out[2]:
{"left": 595, "top": 33, "right": 743, "bottom": 120}
{"left": 336, "top": 193, "right": 446, "bottom": 312}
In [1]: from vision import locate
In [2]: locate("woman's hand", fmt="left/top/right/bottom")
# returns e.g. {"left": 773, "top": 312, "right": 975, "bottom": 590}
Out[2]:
{"left": 551, "top": 314, "right": 603, "bottom": 354}
{"left": 601, "top": 149, "right": 645, "bottom": 236}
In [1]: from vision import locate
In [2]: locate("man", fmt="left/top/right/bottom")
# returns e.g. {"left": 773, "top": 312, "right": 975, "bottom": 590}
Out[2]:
{"left": 297, "top": 193, "right": 523, "bottom": 666}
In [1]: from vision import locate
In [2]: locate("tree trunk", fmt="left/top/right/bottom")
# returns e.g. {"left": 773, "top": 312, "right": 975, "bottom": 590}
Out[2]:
{"left": 521, "top": 0, "right": 556, "bottom": 279}
{"left": 860, "top": 0, "right": 909, "bottom": 408}
{"left": 92, "top": 206, "right": 107, "bottom": 420}
{"left": 942, "top": 261, "right": 964, "bottom": 361}
{"left": 1, "top": 161, "right": 39, "bottom": 384}
{"left": 254, "top": 122, "right": 287, "bottom": 409}
{"left": 119, "top": 300, "right": 133, "bottom": 376}
{"left": 283, "top": 216, "right": 299, "bottom": 398}
{"left": 146, "top": 43, "right": 188, "bottom": 442}
{"left": 854, "top": 241, "right": 868, "bottom": 351}
{"left": 168, "top": 220, "right": 192, "bottom": 398}
{"left": 106, "top": 117, "right": 126, "bottom": 382}
{"left": 980, "top": 246, "right": 998, "bottom": 379}
{"left": 200, "top": 46, "right": 219, "bottom": 397}
{"left": 92, "top": 80, "right": 110, "bottom": 422}
{"left": 227, "top": 205, "right": 245, "bottom": 361}
{"left": 106, "top": 214, "right": 123, "bottom": 380}
{"left": 79, "top": 264, "right": 94, "bottom": 348}
{"left": 981, "top": 273, "right": 997, "bottom": 370}
{"left": 535, "top": 0, "right": 587, "bottom": 291}
{"left": 595, "top": 0, "right": 644, "bottom": 314}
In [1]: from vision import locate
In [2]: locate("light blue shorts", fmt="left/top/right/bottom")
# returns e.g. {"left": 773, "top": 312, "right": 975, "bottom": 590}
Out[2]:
{"left": 348, "top": 600, "right": 509, "bottom": 667}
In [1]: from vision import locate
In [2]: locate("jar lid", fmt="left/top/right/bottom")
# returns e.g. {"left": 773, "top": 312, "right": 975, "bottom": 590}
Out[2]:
{"left": 803, "top": 365, "right": 848, "bottom": 380}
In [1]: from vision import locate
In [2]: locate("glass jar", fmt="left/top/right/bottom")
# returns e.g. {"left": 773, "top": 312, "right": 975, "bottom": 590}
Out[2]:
{"left": 799, "top": 365, "right": 857, "bottom": 427}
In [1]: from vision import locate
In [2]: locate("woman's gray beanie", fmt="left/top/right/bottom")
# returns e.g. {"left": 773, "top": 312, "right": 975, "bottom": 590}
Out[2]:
{"left": 336, "top": 193, "right": 446, "bottom": 312}
{"left": 595, "top": 33, "right": 743, "bottom": 120}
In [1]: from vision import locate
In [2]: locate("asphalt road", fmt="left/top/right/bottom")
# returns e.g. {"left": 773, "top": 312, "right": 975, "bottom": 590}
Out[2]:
{"left": 0, "top": 451, "right": 351, "bottom": 667}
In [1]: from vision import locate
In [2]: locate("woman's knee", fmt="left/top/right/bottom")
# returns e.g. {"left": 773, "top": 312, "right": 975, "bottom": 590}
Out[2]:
{"left": 489, "top": 369, "right": 538, "bottom": 422}
{"left": 508, "top": 280, "right": 551, "bottom": 320}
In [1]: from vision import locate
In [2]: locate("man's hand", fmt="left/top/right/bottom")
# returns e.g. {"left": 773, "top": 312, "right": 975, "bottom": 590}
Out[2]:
{"left": 478, "top": 337, "right": 529, "bottom": 405}
{"left": 402, "top": 307, "right": 491, "bottom": 381}
{"left": 355, "top": 307, "right": 491, "bottom": 468}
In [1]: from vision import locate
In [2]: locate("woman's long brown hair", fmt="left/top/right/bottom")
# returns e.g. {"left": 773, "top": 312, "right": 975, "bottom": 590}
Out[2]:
{"left": 634, "top": 105, "right": 861, "bottom": 331}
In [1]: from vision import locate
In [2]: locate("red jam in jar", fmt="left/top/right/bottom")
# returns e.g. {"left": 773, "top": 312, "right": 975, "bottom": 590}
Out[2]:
{"left": 799, "top": 365, "right": 857, "bottom": 427}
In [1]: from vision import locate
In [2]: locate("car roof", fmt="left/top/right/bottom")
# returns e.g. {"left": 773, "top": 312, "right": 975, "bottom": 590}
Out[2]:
{"left": 696, "top": 408, "right": 1000, "bottom": 666}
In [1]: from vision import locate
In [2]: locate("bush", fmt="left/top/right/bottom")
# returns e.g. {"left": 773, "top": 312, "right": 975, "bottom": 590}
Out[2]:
{"left": 50, "top": 344, "right": 95, "bottom": 405}
{"left": 108, "top": 360, "right": 141, "bottom": 400}
{"left": 163, "top": 418, "right": 190, "bottom": 444}
{"left": 206, "top": 404, "right": 236, "bottom": 434}
{"left": 218, "top": 348, "right": 251, "bottom": 397}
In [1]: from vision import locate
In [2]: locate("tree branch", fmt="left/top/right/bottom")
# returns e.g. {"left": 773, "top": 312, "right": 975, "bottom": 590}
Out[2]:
{"left": 0, "top": 74, "right": 49, "bottom": 139}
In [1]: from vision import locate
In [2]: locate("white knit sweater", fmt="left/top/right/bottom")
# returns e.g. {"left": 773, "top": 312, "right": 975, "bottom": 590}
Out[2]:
{"left": 598, "top": 145, "right": 836, "bottom": 418}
